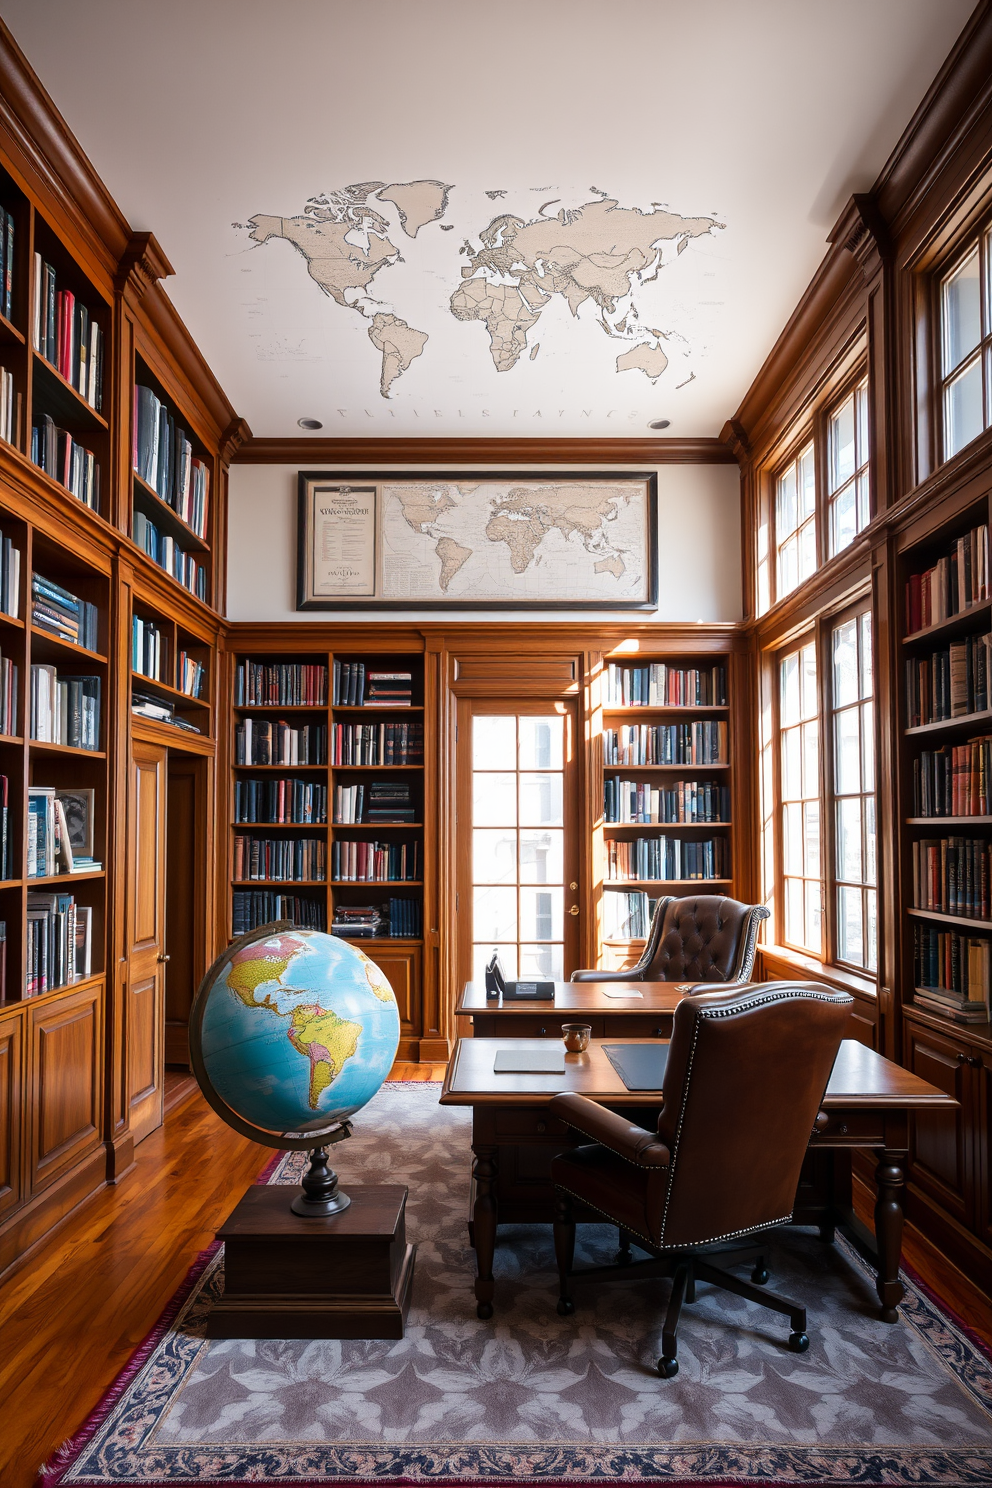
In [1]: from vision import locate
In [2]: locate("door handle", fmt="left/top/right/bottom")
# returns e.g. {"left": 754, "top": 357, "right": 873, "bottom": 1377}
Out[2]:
{"left": 157, "top": 953, "right": 170, "bottom": 963}
{"left": 568, "top": 905, "right": 579, "bottom": 916}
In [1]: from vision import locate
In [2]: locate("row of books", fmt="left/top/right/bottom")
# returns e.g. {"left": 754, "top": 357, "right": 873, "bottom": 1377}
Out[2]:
{"left": 905, "top": 635, "right": 992, "bottom": 727}
{"left": 912, "top": 923, "right": 990, "bottom": 1021}
{"left": 332, "top": 661, "right": 414, "bottom": 707}
{"left": 233, "top": 835, "right": 325, "bottom": 882}
{"left": 604, "top": 778, "right": 730, "bottom": 825}
{"left": 0, "top": 650, "right": 15, "bottom": 736}
{"left": 133, "top": 386, "right": 209, "bottom": 538}
{"left": 31, "top": 256, "right": 104, "bottom": 411}
{"left": 905, "top": 521, "right": 990, "bottom": 633}
{"left": 234, "top": 779, "right": 327, "bottom": 824}
{"left": 235, "top": 662, "right": 327, "bottom": 707}
{"left": 331, "top": 839, "right": 420, "bottom": 882}
{"left": 0, "top": 775, "right": 9, "bottom": 880}
{"left": 28, "top": 786, "right": 101, "bottom": 878}
{"left": 911, "top": 837, "right": 992, "bottom": 920}
{"left": 333, "top": 781, "right": 415, "bottom": 823}
{"left": 132, "top": 615, "right": 166, "bottom": 681}
{"left": 32, "top": 572, "right": 99, "bottom": 651}
{"left": 331, "top": 720, "right": 423, "bottom": 766}
{"left": 25, "top": 893, "right": 93, "bottom": 997}
{"left": 178, "top": 651, "right": 206, "bottom": 700}
{"left": 132, "top": 512, "right": 207, "bottom": 601}
{"left": 602, "top": 662, "right": 727, "bottom": 709}
{"left": 30, "top": 667, "right": 100, "bottom": 750}
{"left": 330, "top": 897, "right": 422, "bottom": 939}
{"left": 603, "top": 888, "right": 656, "bottom": 941}
{"left": 0, "top": 527, "right": 20, "bottom": 617}
{"left": 605, "top": 836, "right": 729, "bottom": 883}
{"left": 131, "top": 690, "right": 201, "bottom": 734}
{"left": 603, "top": 722, "right": 728, "bottom": 767}
{"left": 0, "top": 207, "right": 13, "bottom": 320}
{"left": 235, "top": 718, "right": 326, "bottom": 766}
{"left": 0, "top": 365, "right": 18, "bottom": 446}
{"left": 232, "top": 890, "right": 326, "bottom": 935}
{"left": 913, "top": 740, "right": 992, "bottom": 817}
{"left": 31, "top": 415, "right": 100, "bottom": 512}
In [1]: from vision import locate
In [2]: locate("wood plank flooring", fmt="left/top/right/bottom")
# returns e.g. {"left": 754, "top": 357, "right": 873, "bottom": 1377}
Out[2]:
{"left": 0, "top": 1064, "right": 988, "bottom": 1488}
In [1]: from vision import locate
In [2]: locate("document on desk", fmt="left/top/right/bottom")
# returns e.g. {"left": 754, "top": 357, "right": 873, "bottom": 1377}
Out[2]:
{"left": 603, "top": 1044, "right": 668, "bottom": 1091}
{"left": 601, "top": 989, "right": 644, "bottom": 998}
{"left": 494, "top": 1048, "right": 566, "bottom": 1074}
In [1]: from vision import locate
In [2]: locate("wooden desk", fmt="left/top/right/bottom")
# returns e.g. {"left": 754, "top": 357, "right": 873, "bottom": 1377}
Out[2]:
{"left": 456, "top": 980, "right": 690, "bottom": 1040}
{"left": 439, "top": 1036, "right": 956, "bottom": 1323}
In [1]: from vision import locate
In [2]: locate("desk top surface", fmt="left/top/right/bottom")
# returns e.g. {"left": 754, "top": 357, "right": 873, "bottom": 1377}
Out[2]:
{"left": 439, "top": 1036, "right": 956, "bottom": 1109}
{"left": 456, "top": 980, "right": 691, "bottom": 1015}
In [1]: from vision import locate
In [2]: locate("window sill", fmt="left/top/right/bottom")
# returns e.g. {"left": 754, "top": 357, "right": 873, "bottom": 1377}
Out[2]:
{"left": 757, "top": 943, "right": 878, "bottom": 1002}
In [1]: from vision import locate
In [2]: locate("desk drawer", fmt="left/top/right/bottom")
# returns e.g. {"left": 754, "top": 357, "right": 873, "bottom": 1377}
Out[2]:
{"left": 494, "top": 1110, "right": 571, "bottom": 1138}
{"left": 811, "top": 1111, "right": 887, "bottom": 1144}
{"left": 480, "top": 1016, "right": 606, "bottom": 1039}
{"left": 603, "top": 1015, "right": 673, "bottom": 1038}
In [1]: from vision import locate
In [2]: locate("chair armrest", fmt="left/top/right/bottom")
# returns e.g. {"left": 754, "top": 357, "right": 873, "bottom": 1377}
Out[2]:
{"left": 549, "top": 1093, "right": 670, "bottom": 1167}
{"left": 571, "top": 968, "right": 643, "bottom": 982}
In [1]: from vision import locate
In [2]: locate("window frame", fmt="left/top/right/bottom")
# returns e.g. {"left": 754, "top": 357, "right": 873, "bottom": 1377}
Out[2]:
{"left": 936, "top": 225, "right": 992, "bottom": 466}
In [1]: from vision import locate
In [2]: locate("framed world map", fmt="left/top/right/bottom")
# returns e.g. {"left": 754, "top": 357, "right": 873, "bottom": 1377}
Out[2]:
{"left": 297, "top": 471, "right": 658, "bottom": 609}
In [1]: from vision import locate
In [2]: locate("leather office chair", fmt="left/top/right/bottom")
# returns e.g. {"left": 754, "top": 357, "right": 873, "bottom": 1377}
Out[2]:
{"left": 571, "top": 893, "right": 769, "bottom": 984}
{"left": 549, "top": 980, "right": 853, "bottom": 1378}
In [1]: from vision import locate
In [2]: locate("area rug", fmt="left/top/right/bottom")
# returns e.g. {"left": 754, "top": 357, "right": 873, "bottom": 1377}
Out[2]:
{"left": 40, "top": 1082, "right": 992, "bottom": 1487}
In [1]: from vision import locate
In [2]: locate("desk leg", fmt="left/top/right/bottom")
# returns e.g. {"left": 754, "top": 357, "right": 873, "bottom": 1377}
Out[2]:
{"left": 874, "top": 1149, "right": 906, "bottom": 1323}
{"left": 472, "top": 1144, "right": 498, "bottom": 1319}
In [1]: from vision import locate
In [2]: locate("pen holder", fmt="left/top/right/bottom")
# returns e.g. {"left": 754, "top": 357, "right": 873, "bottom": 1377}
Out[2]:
{"left": 561, "top": 1022, "right": 592, "bottom": 1053}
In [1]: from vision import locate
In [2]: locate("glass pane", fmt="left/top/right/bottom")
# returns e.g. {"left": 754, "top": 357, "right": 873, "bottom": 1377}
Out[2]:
{"left": 473, "top": 942, "right": 518, "bottom": 985}
{"left": 805, "top": 879, "right": 822, "bottom": 953}
{"left": 780, "top": 651, "right": 800, "bottom": 725}
{"left": 860, "top": 612, "right": 873, "bottom": 698}
{"left": 864, "top": 794, "right": 877, "bottom": 886}
{"left": 830, "top": 480, "right": 857, "bottom": 556}
{"left": 833, "top": 618, "right": 859, "bottom": 706}
{"left": 799, "top": 517, "right": 817, "bottom": 581}
{"left": 945, "top": 357, "right": 984, "bottom": 459}
{"left": 834, "top": 706, "right": 861, "bottom": 794}
{"left": 866, "top": 889, "right": 878, "bottom": 972}
{"left": 837, "top": 885, "right": 864, "bottom": 966}
{"left": 782, "top": 726, "right": 801, "bottom": 799}
{"left": 520, "top": 886, "right": 562, "bottom": 941}
{"left": 783, "top": 801, "right": 803, "bottom": 874}
{"left": 473, "top": 886, "right": 517, "bottom": 941}
{"left": 861, "top": 700, "right": 875, "bottom": 790}
{"left": 802, "top": 718, "right": 819, "bottom": 796}
{"left": 837, "top": 797, "right": 862, "bottom": 881}
{"left": 776, "top": 464, "right": 797, "bottom": 535}
{"left": 799, "top": 444, "right": 816, "bottom": 519}
{"left": 518, "top": 715, "right": 563, "bottom": 770}
{"left": 519, "top": 943, "right": 564, "bottom": 980}
{"left": 803, "top": 800, "right": 820, "bottom": 876}
{"left": 473, "top": 716, "right": 516, "bottom": 769}
{"left": 856, "top": 471, "right": 871, "bottom": 532}
{"left": 801, "top": 645, "right": 818, "bottom": 718}
{"left": 473, "top": 772, "right": 517, "bottom": 826}
{"left": 856, "top": 379, "right": 869, "bottom": 465}
{"left": 473, "top": 829, "right": 516, "bottom": 884}
{"left": 519, "top": 772, "right": 563, "bottom": 826}
{"left": 829, "top": 393, "right": 856, "bottom": 494}
{"left": 778, "top": 534, "right": 799, "bottom": 598}
{"left": 785, "top": 877, "right": 804, "bottom": 945}
{"left": 942, "top": 248, "right": 981, "bottom": 374}
{"left": 518, "top": 828, "right": 563, "bottom": 883}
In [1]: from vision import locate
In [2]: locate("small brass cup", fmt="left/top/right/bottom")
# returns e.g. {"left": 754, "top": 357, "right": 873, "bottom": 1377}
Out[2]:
{"left": 561, "top": 1022, "right": 592, "bottom": 1053}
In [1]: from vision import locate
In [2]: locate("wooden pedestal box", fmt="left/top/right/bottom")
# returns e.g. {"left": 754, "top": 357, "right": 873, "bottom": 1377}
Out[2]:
{"left": 208, "top": 1184, "right": 416, "bottom": 1339}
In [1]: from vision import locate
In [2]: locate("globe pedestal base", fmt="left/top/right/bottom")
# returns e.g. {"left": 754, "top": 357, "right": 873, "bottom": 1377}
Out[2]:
{"left": 290, "top": 1145, "right": 352, "bottom": 1218}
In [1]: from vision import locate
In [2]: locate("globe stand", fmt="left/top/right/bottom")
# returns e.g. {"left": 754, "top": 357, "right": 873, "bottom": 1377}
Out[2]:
{"left": 291, "top": 1135, "right": 353, "bottom": 1217}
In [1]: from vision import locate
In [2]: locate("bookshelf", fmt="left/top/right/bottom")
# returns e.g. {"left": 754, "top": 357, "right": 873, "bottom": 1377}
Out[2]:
{"left": 130, "top": 591, "right": 213, "bottom": 738}
{"left": 131, "top": 355, "right": 212, "bottom": 606}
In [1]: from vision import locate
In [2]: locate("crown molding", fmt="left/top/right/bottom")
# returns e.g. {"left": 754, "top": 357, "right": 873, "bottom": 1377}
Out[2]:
{"left": 232, "top": 436, "right": 737, "bottom": 466}
{"left": 220, "top": 417, "right": 253, "bottom": 466}
{"left": 828, "top": 193, "right": 890, "bottom": 282}
{"left": 115, "top": 231, "right": 175, "bottom": 302}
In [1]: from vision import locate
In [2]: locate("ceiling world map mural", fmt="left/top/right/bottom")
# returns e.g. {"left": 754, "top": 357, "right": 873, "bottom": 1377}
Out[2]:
{"left": 236, "top": 182, "right": 724, "bottom": 407}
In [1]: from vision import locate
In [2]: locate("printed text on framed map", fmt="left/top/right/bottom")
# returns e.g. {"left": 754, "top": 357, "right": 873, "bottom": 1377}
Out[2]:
{"left": 297, "top": 472, "right": 658, "bottom": 609}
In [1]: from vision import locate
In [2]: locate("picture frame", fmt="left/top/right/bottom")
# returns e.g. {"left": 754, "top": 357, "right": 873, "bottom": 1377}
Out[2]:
{"left": 297, "top": 470, "right": 658, "bottom": 610}
{"left": 56, "top": 788, "right": 94, "bottom": 857}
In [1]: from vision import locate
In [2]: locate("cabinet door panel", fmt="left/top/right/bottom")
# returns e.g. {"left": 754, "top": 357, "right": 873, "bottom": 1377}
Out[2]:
{"left": 127, "top": 741, "right": 167, "bottom": 1145}
{"left": 128, "top": 973, "right": 160, "bottom": 1106}
{"left": 30, "top": 986, "right": 102, "bottom": 1195}
{"left": 975, "top": 1051, "right": 992, "bottom": 1253}
{"left": 0, "top": 1009, "right": 24, "bottom": 1218}
{"left": 904, "top": 1022, "right": 971, "bottom": 1228}
{"left": 362, "top": 947, "right": 420, "bottom": 1035}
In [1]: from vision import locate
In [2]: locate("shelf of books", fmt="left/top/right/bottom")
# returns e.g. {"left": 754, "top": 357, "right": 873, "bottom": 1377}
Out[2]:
{"left": 131, "top": 591, "right": 212, "bottom": 739}
{"left": 597, "top": 650, "right": 733, "bottom": 961}
{"left": 900, "top": 505, "right": 992, "bottom": 1039}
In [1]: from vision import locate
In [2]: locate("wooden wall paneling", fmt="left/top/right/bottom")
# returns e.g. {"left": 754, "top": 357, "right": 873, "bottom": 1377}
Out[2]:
{"left": 365, "top": 944, "right": 420, "bottom": 1035}
{"left": 125, "top": 739, "right": 167, "bottom": 1146}
{"left": 904, "top": 1015, "right": 973, "bottom": 1229}
{"left": 419, "top": 637, "right": 445, "bottom": 1060}
{"left": 105, "top": 559, "right": 135, "bottom": 1179}
{"left": 164, "top": 754, "right": 210, "bottom": 1067}
{"left": 0, "top": 1007, "right": 24, "bottom": 1220}
{"left": 975, "top": 1047, "right": 992, "bottom": 1256}
{"left": 29, "top": 983, "right": 103, "bottom": 1196}
{"left": 236, "top": 437, "right": 736, "bottom": 466}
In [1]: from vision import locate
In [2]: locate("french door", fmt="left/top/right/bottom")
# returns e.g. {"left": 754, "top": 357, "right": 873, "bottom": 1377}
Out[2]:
{"left": 456, "top": 699, "right": 581, "bottom": 988}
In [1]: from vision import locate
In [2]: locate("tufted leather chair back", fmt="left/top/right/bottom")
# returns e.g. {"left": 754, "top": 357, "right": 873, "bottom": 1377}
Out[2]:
{"left": 572, "top": 894, "right": 769, "bottom": 983}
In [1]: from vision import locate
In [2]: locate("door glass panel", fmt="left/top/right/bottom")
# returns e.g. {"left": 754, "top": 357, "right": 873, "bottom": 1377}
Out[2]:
{"left": 518, "top": 828, "right": 563, "bottom": 883}
{"left": 473, "top": 886, "right": 517, "bottom": 941}
{"left": 519, "top": 772, "right": 563, "bottom": 826}
{"left": 473, "top": 772, "right": 517, "bottom": 826}
{"left": 518, "top": 716, "right": 563, "bottom": 769}
{"left": 473, "top": 716, "right": 516, "bottom": 769}
{"left": 473, "top": 829, "right": 517, "bottom": 884}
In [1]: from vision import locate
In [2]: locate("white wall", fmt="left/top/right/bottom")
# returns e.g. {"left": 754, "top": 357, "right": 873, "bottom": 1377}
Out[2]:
{"left": 226, "top": 462, "right": 742, "bottom": 624}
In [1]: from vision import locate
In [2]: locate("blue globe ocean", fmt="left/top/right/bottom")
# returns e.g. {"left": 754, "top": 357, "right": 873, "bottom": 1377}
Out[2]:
{"left": 198, "top": 928, "right": 400, "bottom": 1139}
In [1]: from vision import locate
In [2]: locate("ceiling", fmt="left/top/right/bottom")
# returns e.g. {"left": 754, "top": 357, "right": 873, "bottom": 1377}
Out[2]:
{"left": 1, "top": 0, "right": 976, "bottom": 440}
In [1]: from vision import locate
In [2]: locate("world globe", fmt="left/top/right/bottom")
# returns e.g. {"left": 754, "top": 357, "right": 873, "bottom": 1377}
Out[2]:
{"left": 190, "top": 922, "right": 400, "bottom": 1149}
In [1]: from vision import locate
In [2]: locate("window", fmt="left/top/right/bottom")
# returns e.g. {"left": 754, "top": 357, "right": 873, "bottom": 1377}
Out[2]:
{"left": 775, "top": 442, "right": 816, "bottom": 600}
{"left": 940, "top": 231, "right": 991, "bottom": 461}
{"left": 831, "top": 610, "right": 876, "bottom": 970}
{"left": 779, "top": 640, "right": 821, "bottom": 954}
{"left": 827, "top": 377, "right": 870, "bottom": 556}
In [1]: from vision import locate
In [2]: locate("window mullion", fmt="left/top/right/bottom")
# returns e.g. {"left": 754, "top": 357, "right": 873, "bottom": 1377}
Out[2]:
{"left": 817, "top": 614, "right": 836, "bottom": 968}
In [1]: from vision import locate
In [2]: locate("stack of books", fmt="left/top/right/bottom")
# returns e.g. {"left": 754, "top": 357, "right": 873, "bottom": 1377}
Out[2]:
{"left": 387, "top": 897, "right": 421, "bottom": 937}
{"left": 132, "top": 511, "right": 206, "bottom": 601}
{"left": 603, "top": 662, "right": 727, "bottom": 707}
{"left": 178, "top": 650, "right": 205, "bottom": 699}
{"left": 0, "top": 526, "right": 20, "bottom": 617}
{"left": 334, "top": 782, "right": 365, "bottom": 823}
{"left": 236, "top": 661, "right": 326, "bottom": 706}
{"left": 132, "top": 615, "right": 167, "bottom": 681}
{"left": 331, "top": 839, "right": 419, "bottom": 883}
{"left": 366, "top": 781, "right": 414, "bottom": 821}
{"left": 0, "top": 365, "right": 18, "bottom": 445}
{"left": 235, "top": 717, "right": 326, "bottom": 765}
{"left": 31, "top": 415, "right": 100, "bottom": 511}
{"left": 913, "top": 738, "right": 992, "bottom": 817}
{"left": 912, "top": 836, "right": 992, "bottom": 919}
{"left": 0, "top": 775, "right": 10, "bottom": 880}
{"left": 32, "top": 573, "right": 99, "bottom": 650}
{"left": 905, "top": 521, "right": 990, "bottom": 632}
{"left": 913, "top": 923, "right": 990, "bottom": 1021}
{"left": 234, "top": 778, "right": 327, "bottom": 824}
{"left": 25, "top": 893, "right": 92, "bottom": 996}
{"left": 604, "top": 721, "right": 728, "bottom": 766}
{"left": 604, "top": 778, "right": 729, "bottom": 824}
{"left": 233, "top": 890, "right": 325, "bottom": 935}
{"left": 906, "top": 635, "right": 992, "bottom": 726}
{"left": 333, "top": 660, "right": 366, "bottom": 706}
{"left": 0, "top": 206, "right": 13, "bottom": 320}
{"left": 331, "top": 904, "right": 383, "bottom": 938}
{"left": 606, "top": 836, "right": 728, "bottom": 882}
{"left": 27, "top": 787, "right": 102, "bottom": 877}
{"left": 364, "top": 670, "right": 413, "bottom": 706}
{"left": 131, "top": 689, "right": 201, "bottom": 733}
{"left": 30, "top": 667, "right": 100, "bottom": 750}
{"left": 331, "top": 719, "right": 423, "bottom": 765}
{"left": 0, "top": 648, "right": 16, "bottom": 736}
{"left": 133, "top": 385, "right": 210, "bottom": 539}
{"left": 603, "top": 888, "right": 654, "bottom": 941}
{"left": 31, "top": 256, "right": 104, "bottom": 410}
{"left": 233, "top": 835, "right": 326, "bottom": 882}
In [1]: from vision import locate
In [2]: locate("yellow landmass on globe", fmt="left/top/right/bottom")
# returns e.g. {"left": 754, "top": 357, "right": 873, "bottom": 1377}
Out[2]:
{"left": 354, "top": 950, "right": 396, "bottom": 1003}
{"left": 226, "top": 937, "right": 301, "bottom": 1006}
{"left": 287, "top": 1005, "right": 362, "bottom": 1107}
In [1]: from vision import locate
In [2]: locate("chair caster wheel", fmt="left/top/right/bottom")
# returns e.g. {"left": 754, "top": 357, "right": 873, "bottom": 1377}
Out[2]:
{"left": 788, "top": 1331, "right": 809, "bottom": 1353}
{"left": 615, "top": 1249, "right": 633, "bottom": 1266}
{"left": 477, "top": 1302, "right": 493, "bottom": 1319}
{"left": 557, "top": 1297, "right": 575, "bottom": 1316}
{"left": 657, "top": 1356, "right": 679, "bottom": 1378}
{"left": 751, "top": 1266, "right": 769, "bottom": 1285}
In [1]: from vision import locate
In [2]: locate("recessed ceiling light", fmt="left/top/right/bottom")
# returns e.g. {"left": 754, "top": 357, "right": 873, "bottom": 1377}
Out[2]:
{"left": 297, "top": 417, "right": 323, "bottom": 430}
{"left": 648, "top": 419, "right": 671, "bottom": 430}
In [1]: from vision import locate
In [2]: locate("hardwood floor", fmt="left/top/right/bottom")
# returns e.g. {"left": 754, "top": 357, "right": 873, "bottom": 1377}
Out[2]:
{"left": 0, "top": 1066, "right": 987, "bottom": 1488}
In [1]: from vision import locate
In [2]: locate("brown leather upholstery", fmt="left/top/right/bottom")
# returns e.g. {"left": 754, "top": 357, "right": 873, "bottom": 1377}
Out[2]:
{"left": 550, "top": 981, "right": 853, "bottom": 1250}
{"left": 571, "top": 895, "right": 769, "bottom": 984}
